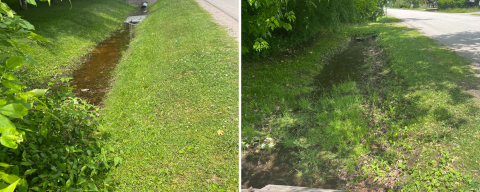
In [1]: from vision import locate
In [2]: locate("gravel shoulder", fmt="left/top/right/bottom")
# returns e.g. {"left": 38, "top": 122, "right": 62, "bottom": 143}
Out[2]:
{"left": 194, "top": 0, "right": 239, "bottom": 42}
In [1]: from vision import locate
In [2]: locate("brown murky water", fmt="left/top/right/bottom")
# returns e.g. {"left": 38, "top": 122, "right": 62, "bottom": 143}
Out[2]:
{"left": 71, "top": 24, "right": 129, "bottom": 106}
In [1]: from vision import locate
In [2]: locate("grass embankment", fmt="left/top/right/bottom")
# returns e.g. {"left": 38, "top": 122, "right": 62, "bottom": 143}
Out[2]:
{"left": 0, "top": 0, "right": 135, "bottom": 86}
{"left": 242, "top": 17, "right": 480, "bottom": 191}
{"left": 100, "top": 0, "right": 238, "bottom": 191}
{"left": 436, "top": 7, "right": 480, "bottom": 13}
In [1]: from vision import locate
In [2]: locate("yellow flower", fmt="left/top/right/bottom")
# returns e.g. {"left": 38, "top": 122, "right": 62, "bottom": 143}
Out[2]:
{"left": 217, "top": 130, "right": 224, "bottom": 135}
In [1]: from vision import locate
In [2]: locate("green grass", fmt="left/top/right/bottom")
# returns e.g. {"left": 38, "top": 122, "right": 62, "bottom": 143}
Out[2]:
{"left": 0, "top": 0, "right": 136, "bottom": 87}
{"left": 100, "top": 0, "right": 238, "bottom": 191}
{"left": 436, "top": 7, "right": 480, "bottom": 13}
{"left": 242, "top": 16, "right": 480, "bottom": 190}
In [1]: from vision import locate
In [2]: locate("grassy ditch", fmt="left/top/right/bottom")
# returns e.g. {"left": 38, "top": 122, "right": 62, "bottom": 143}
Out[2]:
{"left": 0, "top": 0, "right": 135, "bottom": 87}
{"left": 100, "top": 0, "right": 238, "bottom": 191}
{"left": 242, "top": 16, "right": 480, "bottom": 191}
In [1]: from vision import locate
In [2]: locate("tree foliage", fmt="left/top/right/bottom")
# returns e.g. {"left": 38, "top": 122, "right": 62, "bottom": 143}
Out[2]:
{"left": 437, "top": 0, "right": 479, "bottom": 8}
{"left": 242, "top": 0, "right": 387, "bottom": 59}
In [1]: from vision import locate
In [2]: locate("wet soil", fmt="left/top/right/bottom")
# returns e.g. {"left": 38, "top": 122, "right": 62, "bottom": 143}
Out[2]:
{"left": 313, "top": 39, "right": 368, "bottom": 95}
{"left": 241, "top": 148, "right": 302, "bottom": 189}
{"left": 71, "top": 25, "right": 129, "bottom": 106}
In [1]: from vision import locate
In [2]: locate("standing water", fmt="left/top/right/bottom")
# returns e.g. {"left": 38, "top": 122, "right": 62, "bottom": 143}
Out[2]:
{"left": 72, "top": 10, "right": 147, "bottom": 105}
{"left": 71, "top": 25, "right": 129, "bottom": 106}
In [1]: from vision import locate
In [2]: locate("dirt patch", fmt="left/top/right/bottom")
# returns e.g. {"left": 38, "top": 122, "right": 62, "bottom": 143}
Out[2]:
{"left": 241, "top": 148, "right": 303, "bottom": 189}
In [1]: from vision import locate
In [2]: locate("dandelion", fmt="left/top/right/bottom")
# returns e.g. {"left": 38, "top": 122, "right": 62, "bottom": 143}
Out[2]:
{"left": 217, "top": 130, "right": 224, "bottom": 135}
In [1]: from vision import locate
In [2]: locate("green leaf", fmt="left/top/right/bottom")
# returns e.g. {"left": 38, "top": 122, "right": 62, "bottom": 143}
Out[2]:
{"left": 114, "top": 157, "right": 122, "bottom": 166}
{"left": 12, "top": 166, "right": 18, "bottom": 176}
{"left": 66, "top": 178, "right": 72, "bottom": 188}
{"left": 24, "top": 55, "right": 39, "bottom": 66}
{"left": 1, "top": 80, "right": 22, "bottom": 91}
{"left": 77, "top": 177, "right": 86, "bottom": 185}
{"left": 0, "top": 179, "right": 20, "bottom": 192}
{"left": 0, "top": 104, "right": 28, "bottom": 119}
{"left": 40, "top": 125, "right": 47, "bottom": 138}
{"left": 88, "top": 182, "right": 98, "bottom": 191}
{"left": 16, "top": 179, "right": 27, "bottom": 192}
{"left": 0, "top": 172, "right": 20, "bottom": 184}
{"left": 23, "top": 169, "right": 36, "bottom": 175}
{"left": 0, "top": 134, "right": 21, "bottom": 149}
{"left": 0, "top": 115, "right": 14, "bottom": 134}
{"left": 0, "top": 2, "right": 14, "bottom": 18}
{"left": 29, "top": 32, "right": 49, "bottom": 43}
{"left": 0, "top": 100, "right": 5, "bottom": 108}
{"left": 0, "top": 40, "right": 12, "bottom": 47}
{"left": 19, "top": 162, "right": 32, "bottom": 166}
{"left": 16, "top": 19, "right": 34, "bottom": 31}
{"left": 27, "top": 89, "right": 47, "bottom": 97}
{"left": 5, "top": 56, "right": 22, "bottom": 71}
{"left": 25, "top": 0, "right": 37, "bottom": 6}
{"left": 0, "top": 163, "right": 12, "bottom": 168}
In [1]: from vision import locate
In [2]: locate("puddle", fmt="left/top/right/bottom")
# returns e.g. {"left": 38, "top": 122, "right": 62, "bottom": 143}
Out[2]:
{"left": 242, "top": 37, "right": 373, "bottom": 190}
{"left": 72, "top": 10, "right": 147, "bottom": 105}
{"left": 314, "top": 39, "right": 368, "bottom": 95}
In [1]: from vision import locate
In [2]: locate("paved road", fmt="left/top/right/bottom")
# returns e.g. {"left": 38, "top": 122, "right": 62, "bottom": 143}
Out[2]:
{"left": 203, "top": 0, "right": 239, "bottom": 21}
{"left": 388, "top": 9, "right": 480, "bottom": 69}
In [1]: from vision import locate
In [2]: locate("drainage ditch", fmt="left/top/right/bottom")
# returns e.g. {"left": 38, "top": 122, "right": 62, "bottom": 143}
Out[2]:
{"left": 71, "top": 10, "right": 146, "bottom": 106}
{"left": 241, "top": 37, "right": 373, "bottom": 190}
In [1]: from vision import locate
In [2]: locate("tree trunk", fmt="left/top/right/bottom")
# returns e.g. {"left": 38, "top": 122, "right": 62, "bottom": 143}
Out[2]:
{"left": 19, "top": 0, "right": 28, "bottom": 10}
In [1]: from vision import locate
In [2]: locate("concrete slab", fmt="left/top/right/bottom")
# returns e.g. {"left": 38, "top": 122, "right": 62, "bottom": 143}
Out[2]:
{"left": 124, "top": 15, "right": 147, "bottom": 23}
{"left": 242, "top": 185, "right": 351, "bottom": 192}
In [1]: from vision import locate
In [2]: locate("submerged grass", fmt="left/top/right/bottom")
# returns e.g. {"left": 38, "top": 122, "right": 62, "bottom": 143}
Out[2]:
{"left": 100, "top": 0, "right": 238, "bottom": 191}
{"left": 0, "top": 0, "right": 135, "bottom": 86}
{"left": 242, "top": 16, "right": 480, "bottom": 191}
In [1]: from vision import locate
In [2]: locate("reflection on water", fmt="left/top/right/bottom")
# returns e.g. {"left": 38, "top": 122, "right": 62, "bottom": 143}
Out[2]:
{"left": 71, "top": 24, "right": 129, "bottom": 106}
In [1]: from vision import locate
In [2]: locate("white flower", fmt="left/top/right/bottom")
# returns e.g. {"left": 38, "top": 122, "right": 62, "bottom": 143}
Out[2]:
{"left": 260, "top": 143, "right": 266, "bottom": 149}
{"left": 268, "top": 143, "right": 275, "bottom": 148}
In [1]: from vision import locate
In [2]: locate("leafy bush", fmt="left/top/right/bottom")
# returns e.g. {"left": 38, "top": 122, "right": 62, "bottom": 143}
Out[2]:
{"left": 437, "top": 0, "right": 479, "bottom": 8}
{"left": 1, "top": 2, "right": 121, "bottom": 191}
{"left": 241, "top": 0, "right": 386, "bottom": 60}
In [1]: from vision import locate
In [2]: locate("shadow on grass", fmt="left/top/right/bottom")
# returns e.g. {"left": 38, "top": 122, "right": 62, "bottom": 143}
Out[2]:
{"left": 243, "top": 19, "right": 480, "bottom": 190}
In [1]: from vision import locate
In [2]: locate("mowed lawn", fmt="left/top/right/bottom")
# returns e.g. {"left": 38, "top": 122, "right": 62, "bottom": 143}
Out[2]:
{"left": 100, "top": 0, "right": 238, "bottom": 191}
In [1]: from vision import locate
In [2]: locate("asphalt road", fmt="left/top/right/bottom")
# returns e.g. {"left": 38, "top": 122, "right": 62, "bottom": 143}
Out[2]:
{"left": 388, "top": 9, "right": 480, "bottom": 69}
{"left": 203, "top": 0, "right": 239, "bottom": 21}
